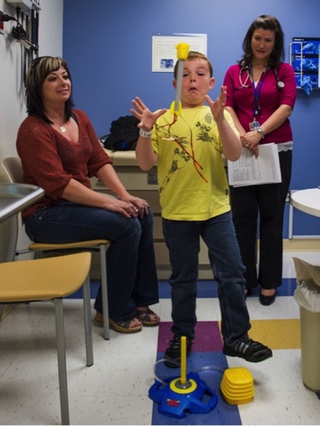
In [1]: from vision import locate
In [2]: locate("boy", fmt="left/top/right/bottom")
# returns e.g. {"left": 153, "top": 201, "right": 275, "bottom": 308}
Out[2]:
{"left": 131, "top": 51, "right": 272, "bottom": 367}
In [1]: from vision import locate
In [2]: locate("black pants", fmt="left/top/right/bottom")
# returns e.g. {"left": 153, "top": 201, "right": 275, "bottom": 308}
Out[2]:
{"left": 229, "top": 150, "right": 292, "bottom": 290}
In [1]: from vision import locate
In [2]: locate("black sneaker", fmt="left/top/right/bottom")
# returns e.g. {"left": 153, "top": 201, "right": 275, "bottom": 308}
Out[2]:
{"left": 164, "top": 335, "right": 192, "bottom": 368}
{"left": 223, "top": 335, "right": 272, "bottom": 363}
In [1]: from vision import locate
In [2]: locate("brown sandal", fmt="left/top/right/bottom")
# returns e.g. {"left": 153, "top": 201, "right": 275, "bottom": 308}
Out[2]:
{"left": 109, "top": 317, "right": 142, "bottom": 333}
{"left": 136, "top": 308, "right": 160, "bottom": 327}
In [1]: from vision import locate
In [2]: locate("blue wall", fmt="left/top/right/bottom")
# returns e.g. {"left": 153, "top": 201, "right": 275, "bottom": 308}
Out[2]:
{"left": 63, "top": 0, "right": 320, "bottom": 237}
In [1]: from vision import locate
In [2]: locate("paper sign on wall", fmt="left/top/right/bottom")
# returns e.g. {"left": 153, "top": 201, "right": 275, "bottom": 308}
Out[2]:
{"left": 152, "top": 33, "right": 207, "bottom": 72}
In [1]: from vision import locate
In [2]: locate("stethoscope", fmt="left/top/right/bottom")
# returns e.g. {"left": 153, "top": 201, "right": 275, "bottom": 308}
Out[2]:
{"left": 273, "top": 68, "right": 285, "bottom": 89}
{"left": 238, "top": 65, "right": 285, "bottom": 90}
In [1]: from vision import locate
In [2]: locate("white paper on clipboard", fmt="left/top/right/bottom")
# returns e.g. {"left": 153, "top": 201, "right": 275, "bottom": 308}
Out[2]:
{"left": 228, "top": 143, "right": 282, "bottom": 187}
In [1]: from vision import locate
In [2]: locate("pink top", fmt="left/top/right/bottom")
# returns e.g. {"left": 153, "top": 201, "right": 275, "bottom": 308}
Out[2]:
{"left": 223, "top": 62, "right": 297, "bottom": 144}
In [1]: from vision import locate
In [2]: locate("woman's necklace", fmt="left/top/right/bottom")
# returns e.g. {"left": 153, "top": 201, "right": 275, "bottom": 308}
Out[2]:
{"left": 251, "top": 64, "right": 267, "bottom": 82}
{"left": 48, "top": 116, "right": 67, "bottom": 133}
{"left": 58, "top": 123, "right": 67, "bottom": 133}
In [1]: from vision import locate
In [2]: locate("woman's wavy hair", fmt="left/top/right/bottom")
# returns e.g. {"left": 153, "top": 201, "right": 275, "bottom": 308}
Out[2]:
{"left": 239, "top": 15, "right": 285, "bottom": 69}
{"left": 25, "top": 56, "right": 74, "bottom": 123}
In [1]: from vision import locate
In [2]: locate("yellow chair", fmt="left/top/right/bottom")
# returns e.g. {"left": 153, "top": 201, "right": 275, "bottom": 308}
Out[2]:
{"left": 0, "top": 251, "right": 93, "bottom": 425}
{"left": 2, "top": 157, "right": 111, "bottom": 340}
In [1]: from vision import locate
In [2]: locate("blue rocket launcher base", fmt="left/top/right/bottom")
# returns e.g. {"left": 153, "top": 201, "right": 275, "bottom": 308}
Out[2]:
{"left": 149, "top": 337, "right": 218, "bottom": 418}
{"left": 149, "top": 371, "right": 218, "bottom": 419}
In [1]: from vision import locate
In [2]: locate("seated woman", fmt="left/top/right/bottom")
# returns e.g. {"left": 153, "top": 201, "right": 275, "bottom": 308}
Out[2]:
{"left": 16, "top": 56, "right": 160, "bottom": 333}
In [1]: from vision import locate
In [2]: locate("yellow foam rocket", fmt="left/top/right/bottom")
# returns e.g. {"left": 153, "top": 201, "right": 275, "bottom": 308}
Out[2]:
{"left": 170, "top": 43, "right": 190, "bottom": 115}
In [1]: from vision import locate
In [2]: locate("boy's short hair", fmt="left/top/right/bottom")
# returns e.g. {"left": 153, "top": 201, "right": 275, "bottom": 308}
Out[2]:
{"left": 173, "top": 51, "right": 213, "bottom": 78}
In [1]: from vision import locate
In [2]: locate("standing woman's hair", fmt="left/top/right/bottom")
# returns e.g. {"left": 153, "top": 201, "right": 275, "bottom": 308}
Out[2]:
{"left": 25, "top": 56, "right": 74, "bottom": 123}
{"left": 239, "top": 15, "right": 285, "bottom": 69}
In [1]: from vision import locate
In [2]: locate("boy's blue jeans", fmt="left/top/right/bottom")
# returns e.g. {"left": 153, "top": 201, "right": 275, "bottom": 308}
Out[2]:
{"left": 162, "top": 211, "right": 251, "bottom": 345}
{"left": 25, "top": 201, "right": 159, "bottom": 322}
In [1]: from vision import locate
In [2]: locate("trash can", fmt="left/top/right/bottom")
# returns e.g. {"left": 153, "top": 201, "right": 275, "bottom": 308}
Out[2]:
{"left": 293, "top": 257, "right": 320, "bottom": 392}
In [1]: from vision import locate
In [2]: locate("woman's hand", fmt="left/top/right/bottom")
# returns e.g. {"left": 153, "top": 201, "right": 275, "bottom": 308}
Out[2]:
{"left": 120, "top": 194, "right": 150, "bottom": 218}
{"left": 130, "top": 97, "right": 166, "bottom": 131}
{"left": 240, "top": 131, "right": 262, "bottom": 157}
{"left": 100, "top": 196, "right": 138, "bottom": 218}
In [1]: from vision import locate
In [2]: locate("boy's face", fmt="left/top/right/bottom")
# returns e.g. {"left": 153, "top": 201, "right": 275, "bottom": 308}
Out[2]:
{"left": 173, "top": 58, "right": 215, "bottom": 108}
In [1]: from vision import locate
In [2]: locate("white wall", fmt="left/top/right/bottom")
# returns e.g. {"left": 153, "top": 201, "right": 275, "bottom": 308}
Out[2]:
{"left": 0, "top": 0, "right": 63, "bottom": 181}
{"left": 0, "top": 0, "right": 63, "bottom": 252}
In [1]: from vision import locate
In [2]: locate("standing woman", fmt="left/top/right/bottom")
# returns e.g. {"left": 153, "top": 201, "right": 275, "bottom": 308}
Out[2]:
{"left": 223, "top": 15, "right": 297, "bottom": 305}
{"left": 16, "top": 56, "right": 160, "bottom": 332}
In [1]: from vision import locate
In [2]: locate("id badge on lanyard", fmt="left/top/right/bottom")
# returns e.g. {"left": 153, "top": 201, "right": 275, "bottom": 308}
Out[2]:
{"left": 249, "top": 120, "right": 260, "bottom": 131}
{"left": 249, "top": 67, "right": 268, "bottom": 131}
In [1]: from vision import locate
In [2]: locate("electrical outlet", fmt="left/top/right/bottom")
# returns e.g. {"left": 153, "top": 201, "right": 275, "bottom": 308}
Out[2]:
{"left": 147, "top": 170, "right": 158, "bottom": 185}
{"left": 285, "top": 191, "right": 290, "bottom": 204}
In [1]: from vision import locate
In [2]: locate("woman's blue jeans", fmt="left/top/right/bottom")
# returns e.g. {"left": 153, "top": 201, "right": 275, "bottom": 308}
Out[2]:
{"left": 25, "top": 202, "right": 159, "bottom": 322}
{"left": 162, "top": 211, "right": 251, "bottom": 345}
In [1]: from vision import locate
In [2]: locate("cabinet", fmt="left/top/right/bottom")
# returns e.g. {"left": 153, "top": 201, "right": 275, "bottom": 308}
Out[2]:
{"left": 91, "top": 150, "right": 212, "bottom": 280}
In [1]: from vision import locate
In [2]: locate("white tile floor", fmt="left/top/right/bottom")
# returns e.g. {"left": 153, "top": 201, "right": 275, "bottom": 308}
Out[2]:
{"left": 0, "top": 251, "right": 320, "bottom": 425}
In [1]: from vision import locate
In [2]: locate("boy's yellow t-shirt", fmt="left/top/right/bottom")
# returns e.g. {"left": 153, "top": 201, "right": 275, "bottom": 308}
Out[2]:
{"left": 152, "top": 105, "right": 237, "bottom": 221}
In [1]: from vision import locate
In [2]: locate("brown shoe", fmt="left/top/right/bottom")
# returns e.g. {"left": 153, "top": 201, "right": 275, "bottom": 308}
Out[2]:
{"left": 95, "top": 311, "right": 142, "bottom": 333}
{"left": 95, "top": 311, "right": 103, "bottom": 325}
{"left": 109, "top": 317, "right": 142, "bottom": 333}
{"left": 136, "top": 308, "right": 160, "bottom": 326}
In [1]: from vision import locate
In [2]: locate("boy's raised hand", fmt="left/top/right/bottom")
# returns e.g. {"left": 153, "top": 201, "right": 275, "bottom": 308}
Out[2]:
{"left": 130, "top": 97, "right": 167, "bottom": 131}
{"left": 205, "top": 86, "right": 227, "bottom": 123}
